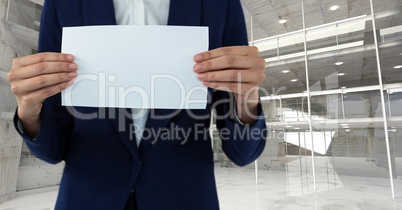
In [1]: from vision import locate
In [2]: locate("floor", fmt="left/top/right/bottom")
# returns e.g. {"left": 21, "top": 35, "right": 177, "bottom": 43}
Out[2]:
{"left": 1, "top": 162, "right": 402, "bottom": 210}
{"left": 216, "top": 168, "right": 402, "bottom": 210}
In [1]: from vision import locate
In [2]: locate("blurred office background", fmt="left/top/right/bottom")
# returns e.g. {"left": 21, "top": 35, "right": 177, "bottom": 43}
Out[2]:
{"left": 0, "top": 0, "right": 402, "bottom": 209}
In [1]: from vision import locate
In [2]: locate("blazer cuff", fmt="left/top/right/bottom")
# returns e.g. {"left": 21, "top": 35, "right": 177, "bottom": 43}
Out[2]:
{"left": 16, "top": 118, "right": 37, "bottom": 141}
{"left": 13, "top": 107, "right": 47, "bottom": 145}
{"left": 228, "top": 92, "right": 265, "bottom": 126}
{"left": 231, "top": 100, "right": 245, "bottom": 126}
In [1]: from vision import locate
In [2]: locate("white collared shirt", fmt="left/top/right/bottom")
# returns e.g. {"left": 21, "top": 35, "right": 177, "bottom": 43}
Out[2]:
{"left": 113, "top": 0, "right": 170, "bottom": 146}
{"left": 113, "top": 0, "right": 170, "bottom": 26}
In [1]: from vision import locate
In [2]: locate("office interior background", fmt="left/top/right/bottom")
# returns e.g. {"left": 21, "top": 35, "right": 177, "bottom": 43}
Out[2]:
{"left": 0, "top": 0, "right": 401, "bottom": 209}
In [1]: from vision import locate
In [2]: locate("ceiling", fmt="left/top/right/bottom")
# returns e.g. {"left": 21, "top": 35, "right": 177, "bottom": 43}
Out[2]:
{"left": 240, "top": 0, "right": 402, "bottom": 96}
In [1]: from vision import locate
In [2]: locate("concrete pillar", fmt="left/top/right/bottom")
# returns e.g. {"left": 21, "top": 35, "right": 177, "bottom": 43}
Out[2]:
{"left": 0, "top": 0, "right": 7, "bottom": 20}
{"left": 0, "top": 39, "right": 23, "bottom": 204}
{"left": 0, "top": 0, "right": 35, "bottom": 204}
{"left": 0, "top": 116, "right": 22, "bottom": 204}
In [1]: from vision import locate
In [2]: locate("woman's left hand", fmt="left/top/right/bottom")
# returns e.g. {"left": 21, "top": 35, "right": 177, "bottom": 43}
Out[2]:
{"left": 194, "top": 46, "right": 266, "bottom": 124}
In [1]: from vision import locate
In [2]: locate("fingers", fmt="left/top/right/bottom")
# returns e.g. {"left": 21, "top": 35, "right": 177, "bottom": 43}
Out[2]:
{"left": 11, "top": 72, "right": 77, "bottom": 94}
{"left": 12, "top": 52, "right": 74, "bottom": 68}
{"left": 194, "top": 46, "right": 260, "bottom": 63}
{"left": 194, "top": 55, "right": 262, "bottom": 73}
{"left": 194, "top": 46, "right": 266, "bottom": 97}
{"left": 18, "top": 81, "right": 73, "bottom": 106}
{"left": 9, "top": 62, "right": 78, "bottom": 80}
{"left": 8, "top": 52, "right": 78, "bottom": 116}
{"left": 193, "top": 46, "right": 265, "bottom": 74}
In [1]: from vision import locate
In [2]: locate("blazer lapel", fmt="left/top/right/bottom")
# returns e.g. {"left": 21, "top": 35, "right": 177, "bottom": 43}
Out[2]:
{"left": 167, "top": 0, "right": 203, "bottom": 26}
{"left": 108, "top": 108, "right": 140, "bottom": 159}
{"left": 138, "top": 109, "right": 179, "bottom": 155}
{"left": 82, "top": 0, "right": 116, "bottom": 25}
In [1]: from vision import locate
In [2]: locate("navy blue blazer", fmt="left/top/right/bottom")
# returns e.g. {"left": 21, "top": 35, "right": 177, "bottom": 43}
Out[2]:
{"left": 14, "top": 0, "right": 267, "bottom": 209}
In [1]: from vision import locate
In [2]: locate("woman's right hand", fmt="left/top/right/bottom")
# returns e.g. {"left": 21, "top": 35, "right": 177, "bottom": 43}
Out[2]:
{"left": 8, "top": 52, "right": 77, "bottom": 137}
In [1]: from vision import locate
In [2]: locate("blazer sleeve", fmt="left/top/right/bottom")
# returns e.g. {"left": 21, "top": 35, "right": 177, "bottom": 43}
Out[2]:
{"left": 13, "top": 0, "right": 73, "bottom": 164}
{"left": 214, "top": 0, "right": 267, "bottom": 166}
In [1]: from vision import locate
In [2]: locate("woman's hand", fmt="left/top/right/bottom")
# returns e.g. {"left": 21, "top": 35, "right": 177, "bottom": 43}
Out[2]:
{"left": 194, "top": 46, "right": 265, "bottom": 124}
{"left": 8, "top": 52, "right": 77, "bottom": 137}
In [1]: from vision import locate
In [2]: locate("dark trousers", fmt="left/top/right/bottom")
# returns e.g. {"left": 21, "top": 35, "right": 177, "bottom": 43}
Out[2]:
{"left": 124, "top": 192, "right": 138, "bottom": 210}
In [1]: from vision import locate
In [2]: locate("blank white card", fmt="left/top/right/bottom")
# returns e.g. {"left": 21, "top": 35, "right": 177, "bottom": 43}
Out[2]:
{"left": 61, "top": 25, "right": 208, "bottom": 109}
